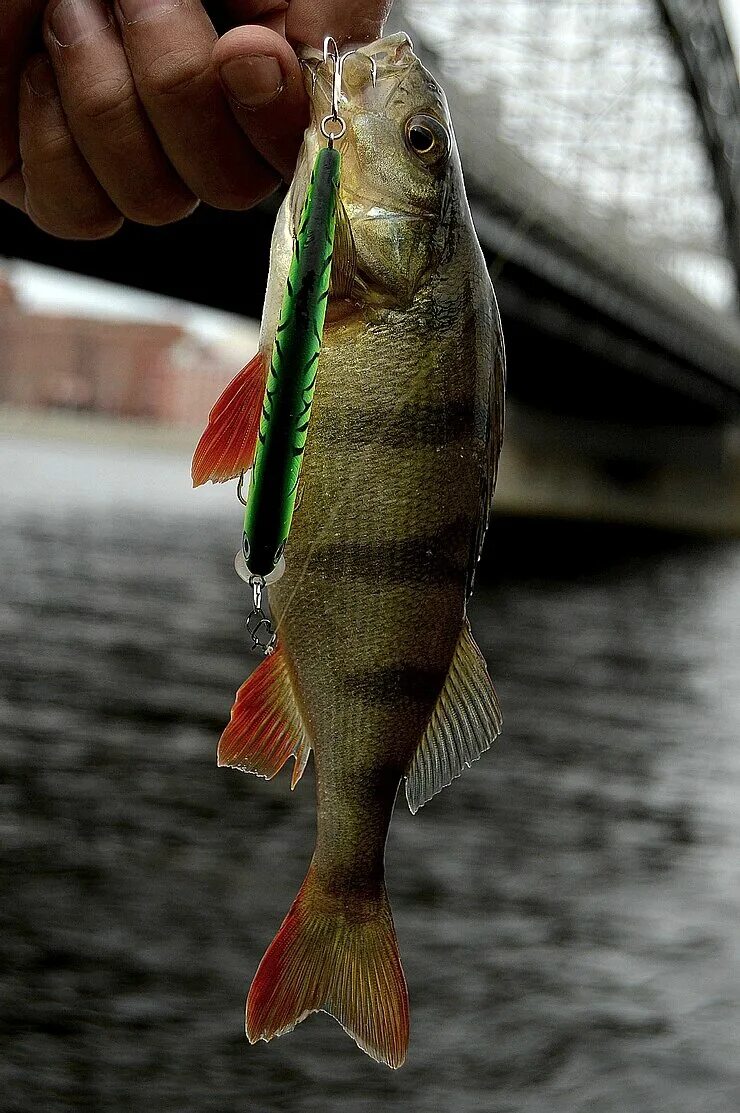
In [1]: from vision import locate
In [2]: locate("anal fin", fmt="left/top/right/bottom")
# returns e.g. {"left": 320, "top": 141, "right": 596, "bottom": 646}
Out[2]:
{"left": 191, "top": 352, "right": 267, "bottom": 487}
{"left": 218, "top": 643, "right": 311, "bottom": 786}
{"left": 405, "top": 620, "right": 502, "bottom": 814}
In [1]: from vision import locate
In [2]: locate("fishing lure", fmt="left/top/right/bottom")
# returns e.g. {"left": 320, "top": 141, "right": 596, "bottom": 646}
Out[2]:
{"left": 227, "top": 38, "right": 360, "bottom": 651}
{"left": 240, "top": 145, "right": 339, "bottom": 585}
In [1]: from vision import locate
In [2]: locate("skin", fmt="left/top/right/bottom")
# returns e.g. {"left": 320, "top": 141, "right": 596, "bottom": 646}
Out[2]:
{"left": 0, "top": 0, "right": 391, "bottom": 238}
{"left": 265, "top": 33, "right": 504, "bottom": 951}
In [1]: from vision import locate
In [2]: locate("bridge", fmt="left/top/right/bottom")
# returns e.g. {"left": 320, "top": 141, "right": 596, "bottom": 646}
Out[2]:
{"left": 391, "top": 0, "right": 740, "bottom": 532}
{"left": 2, "top": 0, "right": 739, "bottom": 532}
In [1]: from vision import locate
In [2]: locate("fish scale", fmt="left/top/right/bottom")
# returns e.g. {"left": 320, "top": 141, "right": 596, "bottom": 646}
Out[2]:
{"left": 272, "top": 272, "right": 482, "bottom": 762}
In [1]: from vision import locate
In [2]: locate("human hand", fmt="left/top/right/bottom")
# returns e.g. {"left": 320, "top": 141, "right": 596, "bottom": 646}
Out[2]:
{"left": 0, "top": 0, "right": 391, "bottom": 239}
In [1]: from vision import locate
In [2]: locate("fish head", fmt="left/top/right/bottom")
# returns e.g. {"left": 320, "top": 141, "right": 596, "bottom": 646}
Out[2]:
{"left": 298, "top": 33, "right": 461, "bottom": 306}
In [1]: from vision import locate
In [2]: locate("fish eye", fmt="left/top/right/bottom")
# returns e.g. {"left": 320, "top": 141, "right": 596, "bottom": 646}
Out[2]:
{"left": 408, "top": 124, "right": 435, "bottom": 154}
{"left": 404, "top": 114, "right": 450, "bottom": 165}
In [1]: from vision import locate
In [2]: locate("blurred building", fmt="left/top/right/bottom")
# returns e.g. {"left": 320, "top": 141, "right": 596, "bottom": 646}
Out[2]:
{"left": 1, "top": 0, "right": 739, "bottom": 531}
{"left": 0, "top": 270, "right": 240, "bottom": 426}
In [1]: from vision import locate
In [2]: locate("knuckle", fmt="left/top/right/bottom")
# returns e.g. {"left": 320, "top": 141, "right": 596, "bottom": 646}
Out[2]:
{"left": 21, "top": 126, "right": 74, "bottom": 174}
{"left": 71, "top": 215, "right": 124, "bottom": 240}
{"left": 27, "top": 202, "right": 123, "bottom": 241}
{"left": 0, "top": 171, "right": 25, "bottom": 209}
{"left": 119, "top": 190, "right": 197, "bottom": 226}
{"left": 141, "top": 47, "right": 212, "bottom": 99}
{"left": 206, "top": 178, "right": 278, "bottom": 212}
{"left": 0, "top": 152, "right": 20, "bottom": 185}
{"left": 75, "top": 220, "right": 122, "bottom": 240}
{"left": 72, "top": 75, "right": 139, "bottom": 132}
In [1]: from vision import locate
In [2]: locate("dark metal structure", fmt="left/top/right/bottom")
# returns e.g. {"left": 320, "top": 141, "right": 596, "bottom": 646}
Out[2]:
{"left": 394, "top": 0, "right": 740, "bottom": 437}
{"left": 2, "top": 0, "right": 739, "bottom": 441}
{"left": 659, "top": 0, "right": 740, "bottom": 295}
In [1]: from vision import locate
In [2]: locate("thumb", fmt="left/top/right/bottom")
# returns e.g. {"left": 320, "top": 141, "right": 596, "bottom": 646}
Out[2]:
{"left": 215, "top": 24, "right": 309, "bottom": 181}
{"left": 286, "top": 0, "right": 393, "bottom": 49}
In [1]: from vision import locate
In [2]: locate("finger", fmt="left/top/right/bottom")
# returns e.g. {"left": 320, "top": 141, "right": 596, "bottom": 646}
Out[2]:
{"left": 45, "top": 0, "right": 197, "bottom": 225}
{"left": 286, "top": 0, "right": 392, "bottom": 48}
{"left": 0, "top": 165, "right": 27, "bottom": 211}
{"left": 113, "top": 0, "right": 279, "bottom": 209}
{"left": 19, "top": 55, "right": 123, "bottom": 238}
{"left": 0, "top": 0, "right": 45, "bottom": 198}
{"left": 212, "top": 0, "right": 288, "bottom": 34}
{"left": 215, "top": 25, "right": 308, "bottom": 181}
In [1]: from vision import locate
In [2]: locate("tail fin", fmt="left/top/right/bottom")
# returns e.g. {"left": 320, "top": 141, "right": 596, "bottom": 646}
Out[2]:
{"left": 246, "top": 863, "right": 409, "bottom": 1068}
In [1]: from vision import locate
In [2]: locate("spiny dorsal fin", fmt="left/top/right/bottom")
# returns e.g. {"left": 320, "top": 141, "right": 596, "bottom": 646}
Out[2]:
{"left": 217, "top": 643, "right": 311, "bottom": 787}
{"left": 405, "top": 620, "right": 502, "bottom": 814}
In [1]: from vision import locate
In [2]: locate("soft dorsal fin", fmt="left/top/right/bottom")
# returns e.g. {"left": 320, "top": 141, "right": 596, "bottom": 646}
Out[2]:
{"left": 217, "top": 643, "right": 311, "bottom": 788}
{"left": 405, "top": 620, "right": 502, "bottom": 814}
{"left": 191, "top": 352, "right": 267, "bottom": 487}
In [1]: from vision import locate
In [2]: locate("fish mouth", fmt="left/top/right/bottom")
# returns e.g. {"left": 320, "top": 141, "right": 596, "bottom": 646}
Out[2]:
{"left": 298, "top": 32, "right": 418, "bottom": 124}
{"left": 296, "top": 33, "right": 437, "bottom": 222}
{"left": 298, "top": 32, "right": 416, "bottom": 81}
{"left": 343, "top": 201, "right": 435, "bottom": 222}
{"left": 295, "top": 33, "right": 443, "bottom": 308}
{"left": 362, "top": 206, "right": 431, "bottom": 220}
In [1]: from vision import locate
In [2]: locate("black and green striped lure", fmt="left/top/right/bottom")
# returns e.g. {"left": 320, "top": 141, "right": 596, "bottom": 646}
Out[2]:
{"left": 242, "top": 146, "right": 341, "bottom": 580}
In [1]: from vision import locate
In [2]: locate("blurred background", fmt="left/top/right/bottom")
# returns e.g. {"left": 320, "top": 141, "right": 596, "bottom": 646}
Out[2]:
{"left": 1, "top": 1, "right": 739, "bottom": 1110}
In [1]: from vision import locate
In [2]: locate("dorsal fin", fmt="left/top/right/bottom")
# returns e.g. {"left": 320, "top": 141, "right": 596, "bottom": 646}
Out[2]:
{"left": 191, "top": 352, "right": 267, "bottom": 487}
{"left": 405, "top": 620, "right": 502, "bottom": 814}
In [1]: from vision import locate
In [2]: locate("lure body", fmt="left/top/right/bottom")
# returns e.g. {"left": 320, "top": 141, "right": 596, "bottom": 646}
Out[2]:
{"left": 243, "top": 146, "right": 340, "bottom": 578}
{"left": 193, "top": 33, "right": 505, "bottom": 1069}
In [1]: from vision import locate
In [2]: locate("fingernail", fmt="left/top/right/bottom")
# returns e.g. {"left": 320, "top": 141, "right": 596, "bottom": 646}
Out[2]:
{"left": 220, "top": 56, "right": 284, "bottom": 109}
{"left": 117, "top": 0, "right": 182, "bottom": 26}
{"left": 50, "top": 0, "right": 112, "bottom": 46}
{"left": 27, "top": 58, "right": 58, "bottom": 99}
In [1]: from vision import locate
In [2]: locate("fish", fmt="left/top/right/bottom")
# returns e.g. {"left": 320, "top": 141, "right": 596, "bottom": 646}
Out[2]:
{"left": 192, "top": 31, "right": 506, "bottom": 1069}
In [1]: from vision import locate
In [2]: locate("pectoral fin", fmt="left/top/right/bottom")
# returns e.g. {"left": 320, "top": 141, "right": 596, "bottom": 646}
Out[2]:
{"left": 191, "top": 352, "right": 267, "bottom": 487}
{"left": 218, "top": 643, "right": 311, "bottom": 787}
{"left": 329, "top": 197, "right": 357, "bottom": 300}
{"left": 405, "top": 620, "right": 502, "bottom": 814}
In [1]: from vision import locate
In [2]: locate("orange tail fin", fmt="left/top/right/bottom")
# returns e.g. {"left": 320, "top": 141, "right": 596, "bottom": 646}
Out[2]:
{"left": 247, "top": 863, "right": 409, "bottom": 1069}
{"left": 191, "top": 352, "right": 267, "bottom": 487}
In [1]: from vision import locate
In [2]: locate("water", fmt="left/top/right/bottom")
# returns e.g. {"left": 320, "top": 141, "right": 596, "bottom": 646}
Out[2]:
{"left": 1, "top": 437, "right": 739, "bottom": 1113}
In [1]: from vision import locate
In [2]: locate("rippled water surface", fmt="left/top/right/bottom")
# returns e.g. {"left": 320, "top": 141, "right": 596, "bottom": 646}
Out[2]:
{"left": 1, "top": 437, "right": 739, "bottom": 1113}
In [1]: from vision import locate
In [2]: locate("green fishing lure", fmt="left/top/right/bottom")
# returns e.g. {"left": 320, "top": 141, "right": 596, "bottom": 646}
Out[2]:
{"left": 242, "top": 145, "right": 341, "bottom": 580}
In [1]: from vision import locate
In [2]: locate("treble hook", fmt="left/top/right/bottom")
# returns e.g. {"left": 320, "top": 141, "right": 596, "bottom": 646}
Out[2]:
{"left": 319, "top": 37, "right": 378, "bottom": 146}
{"left": 323, "top": 36, "right": 342, "bottom": 129}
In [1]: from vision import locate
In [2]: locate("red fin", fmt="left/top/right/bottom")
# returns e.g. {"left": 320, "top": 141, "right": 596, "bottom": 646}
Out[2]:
{"left": 217, "top": 644, "right": 310, "bottom": 784}
{"left": 191, "top": 352, "right": 267, "bottom": 487}
{"left": 246, "top": 863, "right": 409, "bottom": 1069}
